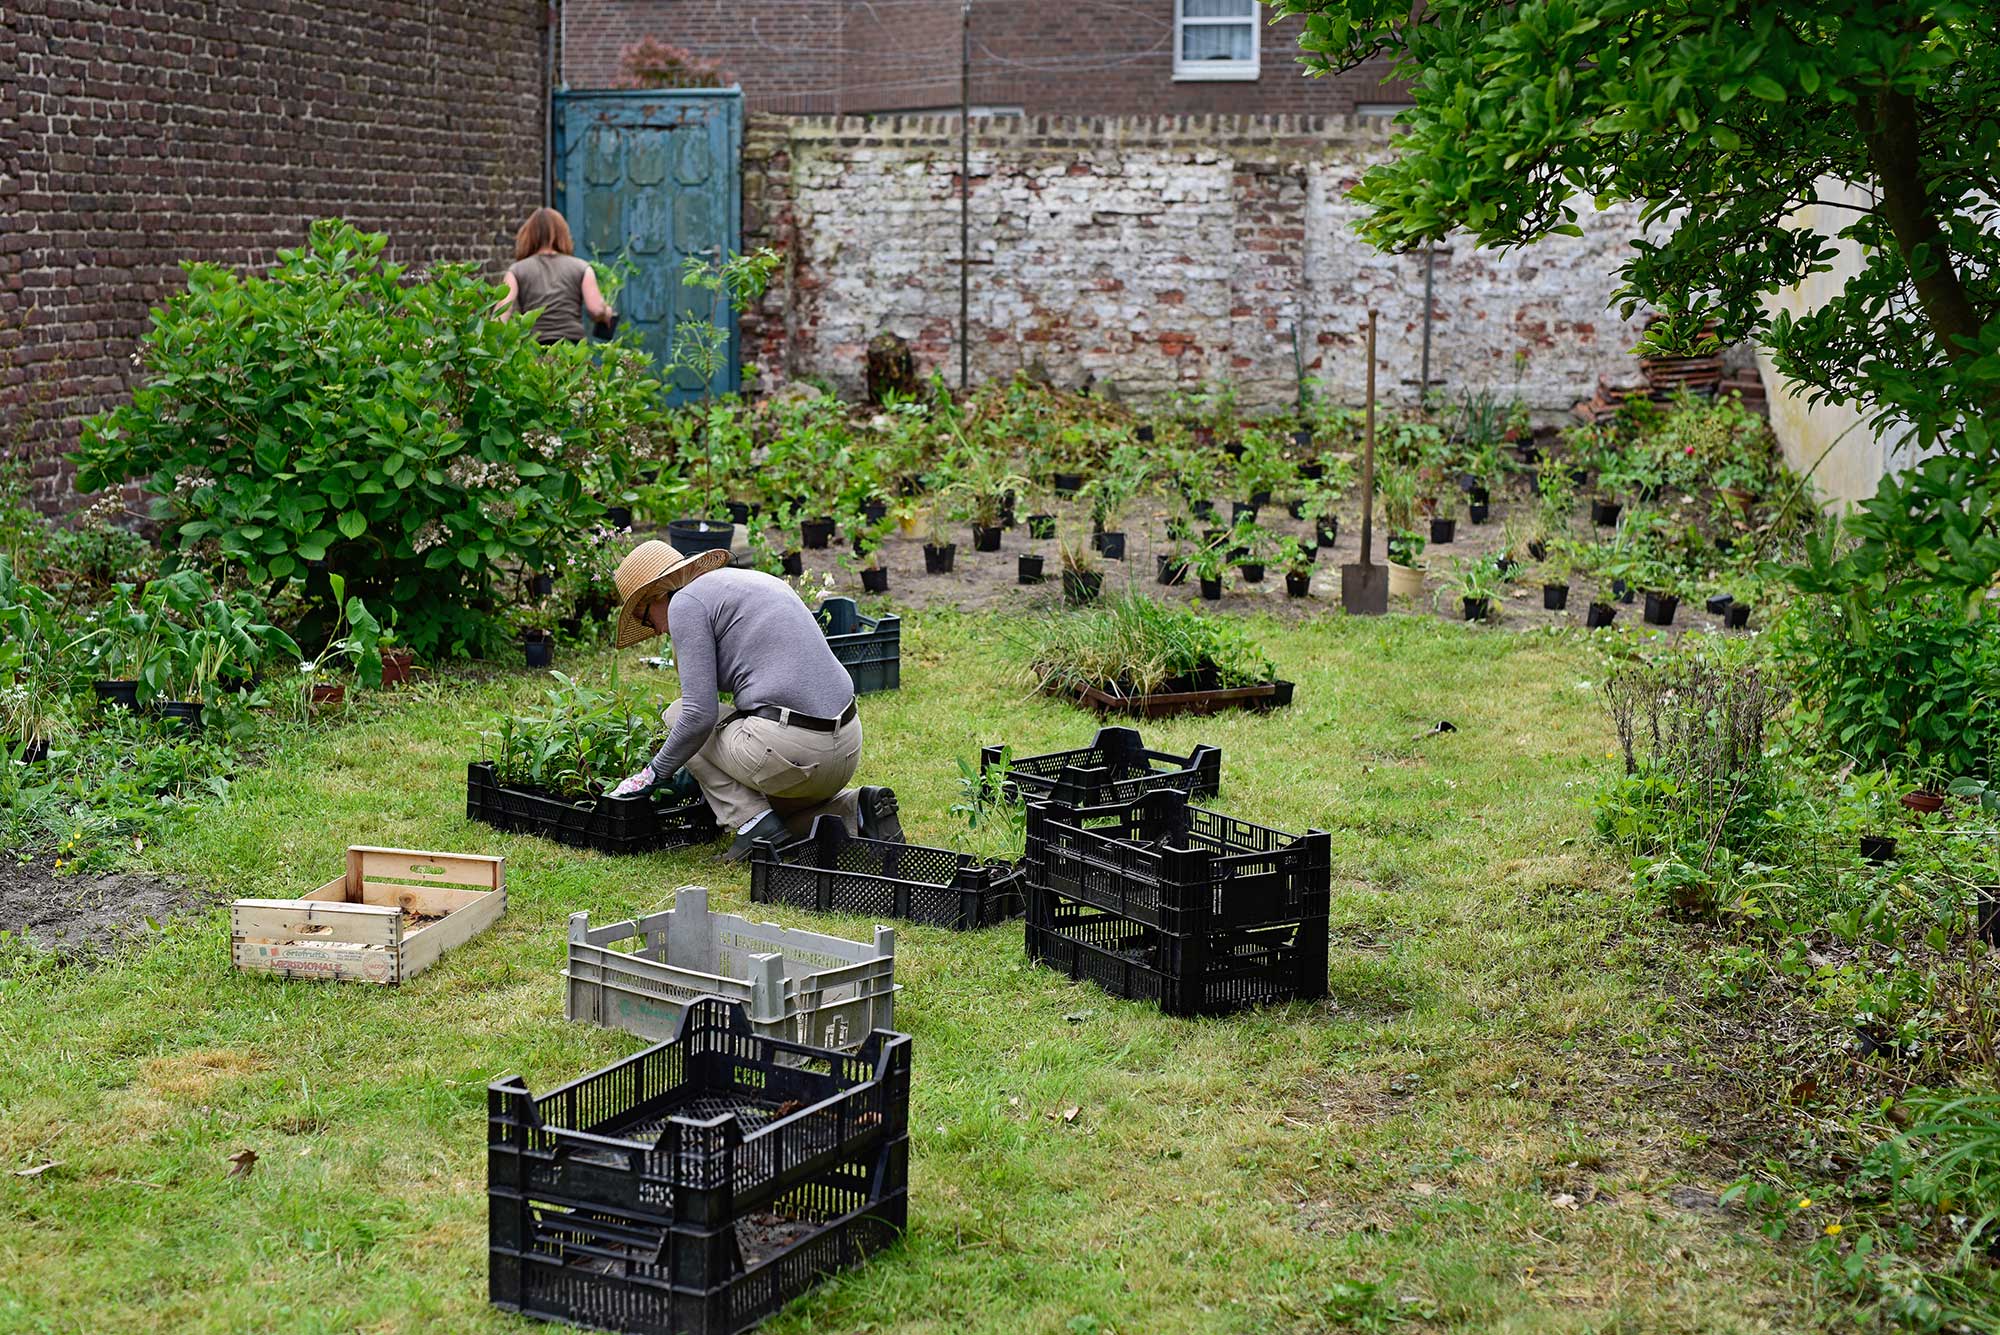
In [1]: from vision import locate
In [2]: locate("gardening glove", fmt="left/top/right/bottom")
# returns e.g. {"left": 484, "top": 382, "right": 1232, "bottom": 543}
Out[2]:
{"left": 609, "top": 767, "right": 656, "bottom": 800}
{"left": 661, "top": 766, "right": 702, "bottom": 803}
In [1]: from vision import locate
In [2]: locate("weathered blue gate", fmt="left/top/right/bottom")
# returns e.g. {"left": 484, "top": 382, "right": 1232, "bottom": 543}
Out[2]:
{"left": 552, "top": 88, "right": 743, "bottom": 403}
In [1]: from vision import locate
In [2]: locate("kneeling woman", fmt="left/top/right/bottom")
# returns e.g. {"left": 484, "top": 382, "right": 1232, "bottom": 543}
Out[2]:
{"left": 607, "top": 541, "right": 902, "bottom": 860}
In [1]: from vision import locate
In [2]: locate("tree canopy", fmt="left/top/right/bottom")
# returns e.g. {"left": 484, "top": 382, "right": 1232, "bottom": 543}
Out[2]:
{"left": 1272, "top": 0, "right": 2000, "bottom": 598}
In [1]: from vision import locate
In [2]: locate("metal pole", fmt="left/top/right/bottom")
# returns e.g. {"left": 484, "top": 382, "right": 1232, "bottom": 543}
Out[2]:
{"left": 960, "top": 0, "right": 972, "bottom": 392}
{"left": 1419, "top": 240, "right": 1436, "bottom": 404}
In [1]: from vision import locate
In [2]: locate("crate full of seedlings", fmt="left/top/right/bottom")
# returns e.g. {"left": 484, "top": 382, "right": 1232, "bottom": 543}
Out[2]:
{"left": 467, "top": 761, "right": 719, "bottom": 856}
{"left": 565, "top": 885, "right": 899, "bottom": 1050}
{"left": 489, "top": 996, "right": 910, "bottom": 1335}
{"left": 1022, "top": 789, "right": 1330, "bottom": 1017}
{"left": 982, "top": 726, "right": 1222, "bottom": 809}
{"left": 749, "top": 816, "right": 1025, "bottom": 931}
{"left": 230, "top": 846, "right": 505, "bottom": 985}
{"left": 818, "top": 596, "right": 899, "bottom": 695}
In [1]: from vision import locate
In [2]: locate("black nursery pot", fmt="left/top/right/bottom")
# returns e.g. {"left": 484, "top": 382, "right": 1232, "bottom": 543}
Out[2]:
{"left": 1285, "top": 571, "right": 1312, "bottom": 597}
{"left": 780, "top": 550, "right": 804, "bottom": 577}
{"left": 1238, "top": 562, "right": 1266, "bottom": 584}
{"left": 1585, "top": 602, "right": 1617, "bottom": 629}
{"left": 1590, "top": 499, "right": 1622, "bottom": 527}
{"left": 1062, "top": 569, "right": 1102, "bottom": 605}
{"left": 1643, "top": 592, "right": 1679, "bottom": 626}
{"left": 1468, "top": 499, "right": 1491, "bottom": 525}
{"left": 1315, "top": 518, "right": 1338, "bottom": 548}
{"left": 1462, "top": 597, "right": 1492, "bottom": 622}
{"left": 972, "top": 524, "right": 1003, "bottom": 552}
{"left": 1249, "top": 488, "right": 1273, "bottom": 508}
{"left": 1543, "top": 583, "right": 1570, "bottom": 611}
{"left": 1233, "top": 501, "right": 1259, "bottom": 522}
{"left": 801, "top": 517, "right": 836, "bottom": 550}
{"left": 1287, "top": 500, "right": 1307, "bottom": 521}
{"left": 861, "top": 498, "right": 887, "bottom": 525}
{"left": 1018, "top": 554, "right": 1046, "bottom": 585}
{"left": 1859, "top": 834, "right": 1898, "bottom": 865}
{"left": 1429, "top": 517, "right": 1456, "bottom": 545}
{"left": 1191, "top": 500, "right": 1216, "bottom": 521}
{"left": 923, "top": 543, "right": 958, "bottom": 574}
{"left": 1156, "top": 554, "right": 1188, "bottom": 587}
{"left": 1300, "top": 460, "right": 1325, "bottom": 482}
{"left": 530, "top": 573, "right": 555, "bottom": 597}
{"left": 1706, "top": 593, "right": 1735, "bottom": 616}
{"left": 1094, "top": 531, "right": 1127, "bottom": 561}
{"left": 19, "top": 738, "right": 50, "bottom": 765}
{"left": 1027, "top": 513, "right": 1057, "bottom": 540}
{"left": 1053, "top": 472, "right": 1085, "bottom": 495}
{"left": 1527, "top": 539, "right": 1548, "bottom": 562}
{"left": 728, "top": 500, "right": 755, "bottom": 526}
{"left": 1001, "top": 492, "right": 1019, "bottom": 529}
{"left": 604, "top": 505, "right": 634, "bottom": 530}
{"left": 1199, "top": 575, "right": 1223, "bottom": 601}
{"left": 92, "top": 680, "right": 141, "bottom": 710}
{"left": 1136, "top": 424, "right": 1156, "bottom": 443}
{"left": 523, "top": 632, "right": 553, "bottom": 668}
{"left": 1611, "top": 578, "right": 1635, "bottom": 604}
{"left": 1726, "top": 603, "right": 1752, "bottom": 629}
{"left": 860, "top": 567, "right": 890, "bottom": 594}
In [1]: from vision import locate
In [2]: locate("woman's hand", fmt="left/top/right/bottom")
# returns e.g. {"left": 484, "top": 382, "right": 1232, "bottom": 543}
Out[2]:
{"left": 608, "top": 768, "right": 654, "bottom": 799}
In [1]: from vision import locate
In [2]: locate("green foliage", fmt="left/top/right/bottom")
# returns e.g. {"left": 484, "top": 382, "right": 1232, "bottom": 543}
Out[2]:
{"left": 1275, "top": 0, "right": 2000, "bottom": 598}
{"left": 71, "top": 220, "right": 662, "bottom": 658}
{"left": 1777, "top": 592, "right": 2000, "bottom": 781}
{"left": 950, "top": 750, "right": 1027, "bottom": 865}
{"left": 71, "top": 568, "right": 300, "bottom": 706}
{"left": 481, "top": 670, "right": 661, "bottom": 800}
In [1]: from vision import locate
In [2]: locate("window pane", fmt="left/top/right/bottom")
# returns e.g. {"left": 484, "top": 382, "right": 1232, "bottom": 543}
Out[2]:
{"left": 1184, "top": 0, "right": 1257, "bottom": 16}
{"left": 1182, "top": 23, "right": 1254, "bottom": 62}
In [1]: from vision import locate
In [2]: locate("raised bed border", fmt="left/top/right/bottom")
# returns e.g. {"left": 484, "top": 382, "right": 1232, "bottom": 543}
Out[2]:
{"left": 982, "top": 725, "right": 1222, "bottom": 808}
{"left": 465, "top": 760, "right": 719, "bottom": 855}
{"left": 1056, "top": 678, "right": 1295, "bottom": 720}
{"left": 748, "top": 816, "right": 1024, "bottom": 931}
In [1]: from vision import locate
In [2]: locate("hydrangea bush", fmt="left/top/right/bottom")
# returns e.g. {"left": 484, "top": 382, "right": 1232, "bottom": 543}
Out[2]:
{"left": 73, "top": 220, "right": 663, "bottom": 657}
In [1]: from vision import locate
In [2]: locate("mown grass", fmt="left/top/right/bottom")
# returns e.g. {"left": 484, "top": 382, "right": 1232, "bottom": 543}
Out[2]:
{"left": 1, "top": 611, "right": 1824, "bottom": 1333}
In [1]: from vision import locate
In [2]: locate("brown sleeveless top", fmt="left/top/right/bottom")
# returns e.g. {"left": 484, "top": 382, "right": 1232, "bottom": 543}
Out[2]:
{"left": 509, "top": 253, "right": 590, "bottom": 342}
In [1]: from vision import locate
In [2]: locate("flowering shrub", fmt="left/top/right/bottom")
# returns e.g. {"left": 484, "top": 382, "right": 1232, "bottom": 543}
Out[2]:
{"left": 72, "top": 220, "right": 664, "bottom": 657}
{"left": 615, "top": 37, "right": 730, "bottom": 89}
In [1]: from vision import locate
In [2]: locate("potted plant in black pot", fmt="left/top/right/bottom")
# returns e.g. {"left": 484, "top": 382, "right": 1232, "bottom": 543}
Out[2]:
{"left": 1188, "top": 539, "right": 1230, "bottom": 602}
{"left": 1536, "top": 543, "right": 1576, "bottom": 611}
{"left": 1085, "top": 445, "right": 1150, "bottom": 562}
{"left": 1059, "top": 534, "right": 1103, "bottom": 605}
{"left": 1584, "top": 577, "right": 1619, "bottom": 629}
{"left": 1234, "top": 426, "right": 1296, "bottom": 512}
{"left": 850, "top": 513, "right": 893, "bottom": 595}
{"left": 1429, "top": 487, "right": 1459, "bottom": 545}
{"left": 663, "top": 251, "right": 778, "bottom": 557}
{"left": 1228, "top": 512, "right": 1274, "bottom": 585}
{"left": 1277, "top": 536, "right": 1314, "bottom": 598}
{"left": 1437, "top": 554, "right": 1505, "bottom": 623}
{"left": 1639, "top": 563, "right": 1683, "bottom": 626}
{"left": 922, "top": 496, "right": 960, "bottom": 574}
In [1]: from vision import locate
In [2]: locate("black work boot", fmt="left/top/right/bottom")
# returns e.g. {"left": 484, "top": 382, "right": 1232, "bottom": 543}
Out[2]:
{"left": 723, "top": 810, "right": 790, "bottom": 862}
{"left": 857, "top": 787, "right": 903, "bottom": 843}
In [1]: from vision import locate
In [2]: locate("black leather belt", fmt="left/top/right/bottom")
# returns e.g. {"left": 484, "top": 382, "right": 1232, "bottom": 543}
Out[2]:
{"left": 740, "top": 700, "right": 857, "bottom": 733}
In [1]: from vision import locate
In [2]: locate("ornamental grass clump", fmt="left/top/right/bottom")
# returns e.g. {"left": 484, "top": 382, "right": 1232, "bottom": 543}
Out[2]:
{"left": 1026, "top": 591, "right": 1277, "bottom": 699}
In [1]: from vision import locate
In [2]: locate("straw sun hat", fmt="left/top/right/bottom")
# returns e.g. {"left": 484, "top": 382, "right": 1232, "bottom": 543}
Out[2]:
{"left": 612, "top": 540, "right": 729, "bottom": 649}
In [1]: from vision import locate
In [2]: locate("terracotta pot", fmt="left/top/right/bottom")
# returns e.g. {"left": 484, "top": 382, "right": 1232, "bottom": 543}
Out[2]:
{"left": 310, "top": 683, "right": 346, "bottom": 707}
{"left": 379, "top": 649, "right": 414, "bottom": 688}
{"left": 1902, "top": 791, "right": 1946, "bottom": 816}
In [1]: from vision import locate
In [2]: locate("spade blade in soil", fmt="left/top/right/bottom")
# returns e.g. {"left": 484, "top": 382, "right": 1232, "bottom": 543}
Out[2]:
{"left": 1340, "top": 563, "right": 1388, "bottom": 615}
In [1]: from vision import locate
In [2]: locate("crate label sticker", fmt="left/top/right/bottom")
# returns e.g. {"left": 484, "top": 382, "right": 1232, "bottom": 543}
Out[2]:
{"left": 242, "top": 943, "right": 393, "bottom": 982}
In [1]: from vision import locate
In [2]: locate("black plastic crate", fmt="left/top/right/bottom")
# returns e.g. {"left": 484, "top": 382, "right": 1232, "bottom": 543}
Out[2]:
{"left": 1024, "top": 880, "right": 1328, "bottom": 1017}
{"left": 489, "top": 997, "right": 912, "bottom": 1227}
{"left": 1024, "top": 788, "right": 1330, "bottom": 936}
{"left": 818, "top": 597, "right": 899, "bottom": 696}
{"left": 983, "top": 726, "right": 1221, "bottom": 808}
{"left": 466, "top": 761, "right": 719, "bottom": 856}
{"left": 748, "top": 816, "right": 1024, "bottom": 930}
{"left": 491, "top": 1153, "right": 906, "bottom": 1335}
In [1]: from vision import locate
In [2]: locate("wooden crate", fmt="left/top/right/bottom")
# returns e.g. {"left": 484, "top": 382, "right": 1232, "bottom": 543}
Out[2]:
{"left": 231, "top": 846, "right": 506, "bottom": 985}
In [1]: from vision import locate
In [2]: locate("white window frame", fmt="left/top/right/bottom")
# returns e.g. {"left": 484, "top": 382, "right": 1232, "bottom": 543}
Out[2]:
{"left": 1173, "top": 0, "right": 1261, "bottom": 82}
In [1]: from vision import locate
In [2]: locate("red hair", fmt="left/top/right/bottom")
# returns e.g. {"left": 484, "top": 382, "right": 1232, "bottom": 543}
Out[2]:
{"left": 514, "top": 208, "right": 574, "bottom": 260}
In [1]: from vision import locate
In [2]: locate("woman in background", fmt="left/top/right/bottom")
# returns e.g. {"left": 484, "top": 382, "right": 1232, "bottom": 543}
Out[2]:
{"left": 499, "top": 207, "right": 614, "bottom": 343}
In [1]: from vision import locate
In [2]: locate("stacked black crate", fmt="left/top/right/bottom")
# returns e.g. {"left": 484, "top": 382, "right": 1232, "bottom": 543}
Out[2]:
{"left": 1020, "top": 787, "right": 1331, "bottom": 1018}
{"left": 488, "top": 997, "right": 910, "bottom": 1335}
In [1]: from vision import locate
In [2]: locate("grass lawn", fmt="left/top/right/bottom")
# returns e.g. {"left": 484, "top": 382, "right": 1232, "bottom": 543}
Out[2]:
{"left": 0, "top": 611, "right": 1825, "bottom": 1334}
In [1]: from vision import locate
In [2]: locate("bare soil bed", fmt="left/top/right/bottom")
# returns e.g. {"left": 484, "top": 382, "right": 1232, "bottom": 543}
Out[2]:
{"left": 0, "top": 859, "right": 208, "bottom": 953}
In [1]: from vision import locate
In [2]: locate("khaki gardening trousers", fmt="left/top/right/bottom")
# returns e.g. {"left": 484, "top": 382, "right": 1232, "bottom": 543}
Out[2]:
{"left": 664, "top": 700, "right": 864, "bottom": 833}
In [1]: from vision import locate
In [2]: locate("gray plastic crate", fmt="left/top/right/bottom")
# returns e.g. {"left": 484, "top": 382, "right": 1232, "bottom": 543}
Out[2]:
{"left": 563, "top": 885, "right": 899, "bottom": 1051}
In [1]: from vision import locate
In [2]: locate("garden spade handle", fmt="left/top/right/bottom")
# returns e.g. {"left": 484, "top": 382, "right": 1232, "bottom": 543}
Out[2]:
{"left": 1360, "top": 310, "right": 1378, "bottom": 568}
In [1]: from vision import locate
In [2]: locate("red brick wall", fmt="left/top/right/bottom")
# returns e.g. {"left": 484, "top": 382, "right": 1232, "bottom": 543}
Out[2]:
{"left": 1, "top": 0, "right": 549, "bottom": 508}
{"left": 563, "top": 1, "right": 1406, "bottom": 115}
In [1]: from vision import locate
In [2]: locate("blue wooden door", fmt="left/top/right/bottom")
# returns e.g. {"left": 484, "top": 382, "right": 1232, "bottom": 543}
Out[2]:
{"left": 553, "top": 89, "right": 743, "bottom": 404}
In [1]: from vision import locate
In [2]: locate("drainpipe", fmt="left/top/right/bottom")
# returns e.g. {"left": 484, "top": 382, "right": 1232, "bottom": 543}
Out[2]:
{"left": 543, "top": 0, "right": 561, "bottom": 206}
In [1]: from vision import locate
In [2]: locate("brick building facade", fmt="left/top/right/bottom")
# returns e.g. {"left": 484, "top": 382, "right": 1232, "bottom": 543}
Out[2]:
{"left": 561, "top": 1, "right": 1406, "bottom": 116}
{"left": 1, "top": 0, "right": 550, "bottom": 508}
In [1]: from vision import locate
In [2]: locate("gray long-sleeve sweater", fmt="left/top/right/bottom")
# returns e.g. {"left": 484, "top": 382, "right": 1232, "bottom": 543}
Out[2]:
{"left": 644, "top": 569, "right": 857, "bottom": 782}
